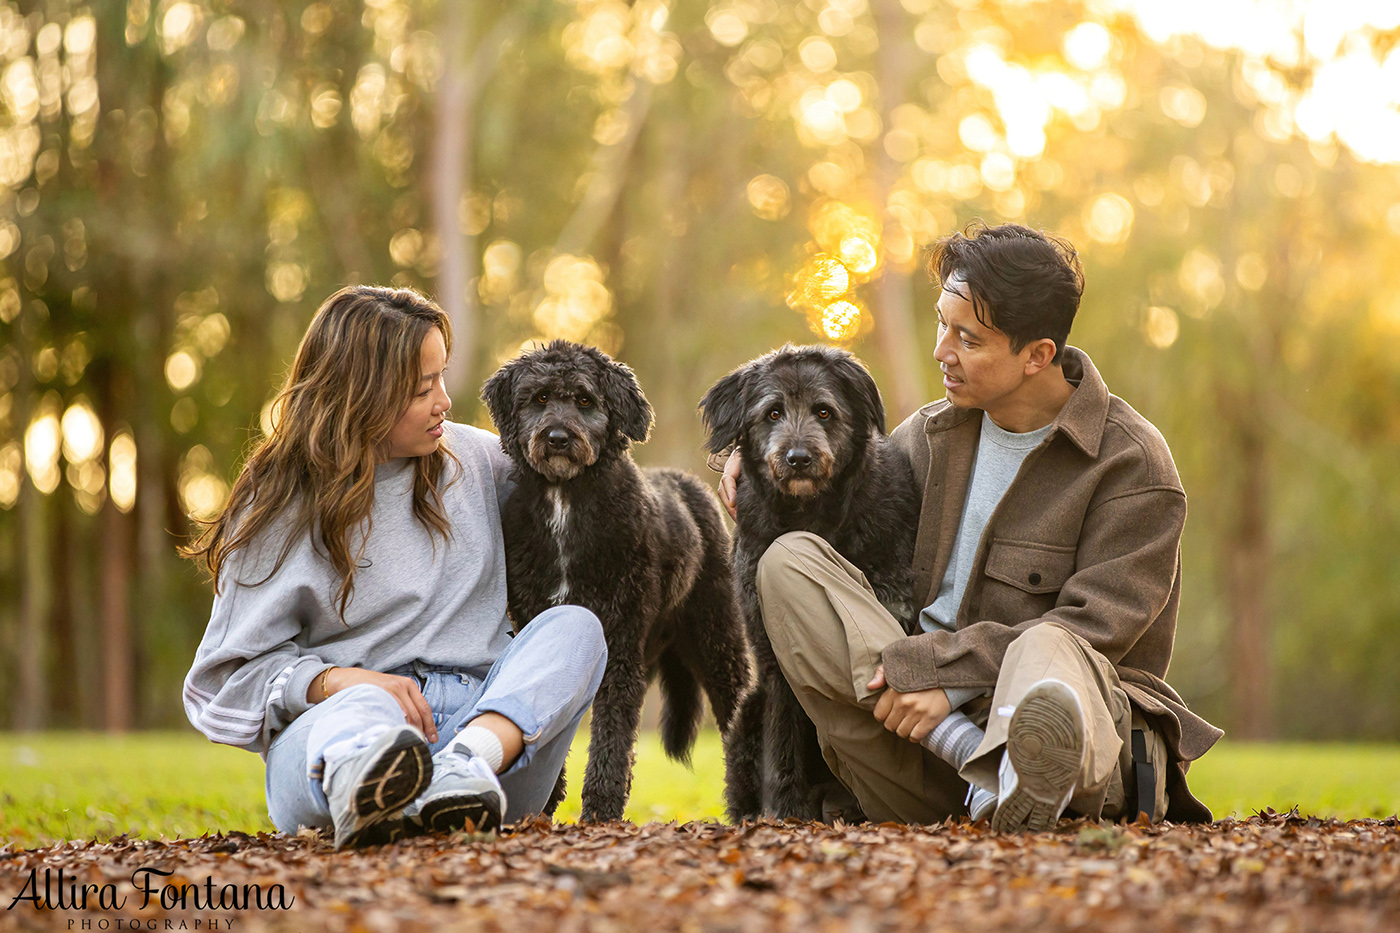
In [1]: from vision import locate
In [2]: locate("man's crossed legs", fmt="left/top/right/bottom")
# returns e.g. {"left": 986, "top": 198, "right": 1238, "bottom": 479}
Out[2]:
{"left": 756, "top": 531, "right": 1136, "bottom": 828}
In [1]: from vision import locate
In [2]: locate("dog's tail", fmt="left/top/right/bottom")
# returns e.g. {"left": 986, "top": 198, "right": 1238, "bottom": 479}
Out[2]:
{"left": 657, "top": 651, "right": 703, "bottom": 764}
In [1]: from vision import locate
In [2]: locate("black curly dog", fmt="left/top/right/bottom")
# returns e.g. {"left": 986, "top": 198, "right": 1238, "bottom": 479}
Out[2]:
{"left": 483, "top": 340, "right": 750, "bottom": 823}
{"left": 700, "top": 344, "right": 920, "bottom": 822}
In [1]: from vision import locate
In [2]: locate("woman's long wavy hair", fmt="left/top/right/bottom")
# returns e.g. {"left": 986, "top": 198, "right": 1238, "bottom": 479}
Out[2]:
{"left": 184, "top": 285, "right": 457, "bottom": 621}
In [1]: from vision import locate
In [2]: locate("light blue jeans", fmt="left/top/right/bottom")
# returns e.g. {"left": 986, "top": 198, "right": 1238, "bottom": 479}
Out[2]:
{"left": 265, "top": 605, "right": 606, "bottom": 831}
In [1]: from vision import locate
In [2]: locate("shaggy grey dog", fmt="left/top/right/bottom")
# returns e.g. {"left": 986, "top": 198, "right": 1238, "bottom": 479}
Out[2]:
{"left": 483, "top": 340, "right": 750, "bottom": 823}
{"left": 699, "top": 344, "right": 919, "bottom": 822}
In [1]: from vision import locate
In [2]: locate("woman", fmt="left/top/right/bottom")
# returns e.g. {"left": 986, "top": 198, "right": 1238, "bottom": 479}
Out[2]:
{"left": 182, "top": 285, "right": 606, "bottom": 849}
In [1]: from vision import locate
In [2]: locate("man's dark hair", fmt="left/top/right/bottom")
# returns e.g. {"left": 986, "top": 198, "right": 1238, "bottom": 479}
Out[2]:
{"left": 926, "top": 221, "right": 1085, "bottom": 364}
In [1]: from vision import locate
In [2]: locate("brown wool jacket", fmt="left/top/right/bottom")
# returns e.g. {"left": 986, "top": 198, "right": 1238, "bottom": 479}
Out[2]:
{"left": 881, "top": 347, "right": 1223, "bottom": 821}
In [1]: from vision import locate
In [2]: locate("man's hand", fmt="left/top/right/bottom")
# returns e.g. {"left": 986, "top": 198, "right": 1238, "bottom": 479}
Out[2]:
{"left": 316, "top": 667, "right": 439, "bottom": 743}
{"left": 868, "top": 664, "right": 950, "bottom": 743}
{"left": 718, "top": 447, "right": 742, "bottom": 520}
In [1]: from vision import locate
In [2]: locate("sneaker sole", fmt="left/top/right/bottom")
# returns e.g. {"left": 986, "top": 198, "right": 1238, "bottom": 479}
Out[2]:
{"left": 417, "top": 792, "right": 503, "bottom": 835}
{"left": 992, "top": 681, "right": 1084, "bottom": 834}
{"left": 337, "top": 730, "right": 433, "bottom": 849}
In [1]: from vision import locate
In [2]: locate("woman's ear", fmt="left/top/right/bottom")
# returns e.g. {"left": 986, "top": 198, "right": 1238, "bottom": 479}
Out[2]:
{"left": 597, "top": 355, "right": 654, "bottom": 443}
{"left": 698, "top": 365, "right": 751, "bottom": 454}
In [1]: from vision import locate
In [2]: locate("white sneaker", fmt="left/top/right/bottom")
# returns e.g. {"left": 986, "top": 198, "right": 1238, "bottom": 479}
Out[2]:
{"left": 990, "top": 679, "right": 1085, "bottom": 833}
{"left": 322, "top": 725, "right": 432, "bottom": 850}
{"left": 404, "top": 742, "right": 507, "bottom": 835}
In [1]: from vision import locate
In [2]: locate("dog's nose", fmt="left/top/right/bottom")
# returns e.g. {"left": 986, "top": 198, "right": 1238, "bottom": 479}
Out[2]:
{"left": 786, "top": 448, "right": 811, "bottom": 468}
{"left": 547, "top": 429, "right": 571, "bottom": 450}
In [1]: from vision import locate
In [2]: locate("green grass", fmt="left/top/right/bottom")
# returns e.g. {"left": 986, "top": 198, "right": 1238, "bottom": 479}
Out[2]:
{"left": 1, "top": 732, "right": 1397, "bottom": 845}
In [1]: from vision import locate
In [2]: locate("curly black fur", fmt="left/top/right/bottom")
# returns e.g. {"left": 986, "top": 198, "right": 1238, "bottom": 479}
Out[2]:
{"left": 483, "top": 340, "right": 751, "bottom": 823}
{"left": 699, "top": 344, "right": 920, "bottom": 822}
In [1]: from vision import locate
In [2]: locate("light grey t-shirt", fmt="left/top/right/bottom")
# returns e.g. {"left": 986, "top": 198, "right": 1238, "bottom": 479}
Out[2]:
{"left": 182, "top": 422, "right": 514, "bottom": 758}
{"left": 920, "top": 413, "right": 1053, "bottom": 641}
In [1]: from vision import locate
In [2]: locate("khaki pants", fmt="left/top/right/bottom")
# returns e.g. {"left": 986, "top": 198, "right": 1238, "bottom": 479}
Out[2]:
{"left": 756, "top": 531, "right": 1142, "bottom": 823}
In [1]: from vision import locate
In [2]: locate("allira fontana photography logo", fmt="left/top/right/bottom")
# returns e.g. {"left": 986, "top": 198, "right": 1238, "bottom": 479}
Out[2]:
{"left": 7, "top": 865, "right": 294, "bottom": 921}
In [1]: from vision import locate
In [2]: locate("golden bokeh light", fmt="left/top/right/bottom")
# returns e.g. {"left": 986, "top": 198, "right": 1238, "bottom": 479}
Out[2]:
{"left": 980, "top": 152, "right": 1016, "bottom": 192}
{"left": 0, "top": 441, "right": 20, "bottom": 509}
{"left": 746, "top": 174, "right": 791, "bottom": 221}
{"left": 1144, "top": 306, "right": 1180, "bottom": 349}
{"left": 706, "top": 10, "right": 747, "bottom": 47}
{"left": 838, "top": 235, "right": 878, "bottom": 275}
{"left": 159, "top": 2, "right": 202, "bottom": 57}
{"left": 265, "top": 261, "right": 308, "bottom": 303}
{"left": 23, "top": 394, "right": 61, "bottom": 495}
{"left": 165, "top": 350, "right": 199, "bottom": 392}
{"left": 481, "top": 239, "right": 523, "bottom": 304}
{"left": 1178, "top": 249, "right": 1226, "bottom": 314}
{"left": 821, "top": 301, "right": 862, "bottom": 341}
{"left": 799, "top": 37, "right": 837, "bottom": 74}
{"left": 1083, "top": 193, "right": 1135, "bottom": 245}
{"left": 534, "top": 254, "right": 614, "bottom": 343}
{"left": 798, "top": 255, "right": 849, "bottom": 306}
{"left": 60, "top": 397, "right": 103, "bottom": 464}
{"left": 178, "top": 444, "right": 229, "bottom": 522}
{"left": 1235, "top": 253, "right": 1268, "bottom": 291}
{"left": 1160, "top": 85, "right": 1207, "bottom": 127}
{"left": 108, "top": 431, "right": 137, "bottom": 514}
{"left": 1063, "top": 22, "right": 1112, "bottom": 71}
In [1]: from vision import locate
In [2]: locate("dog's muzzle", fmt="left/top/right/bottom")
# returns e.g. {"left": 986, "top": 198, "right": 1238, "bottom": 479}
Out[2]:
{"left": 768, "top": 445, "right": 831, "bottom": 497}
{"left": 527, "top": 425, "right": 593, "bottom": 481}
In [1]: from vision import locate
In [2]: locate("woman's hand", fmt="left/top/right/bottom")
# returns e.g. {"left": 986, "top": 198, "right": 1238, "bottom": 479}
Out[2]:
{"left": 868, "top": 664, "right": 950, "bottom": 743}
{"left": 718, "top": 447, "right": 742, "bottom": 520}
{"left": 315, "top": 667, "right": 439, "bottom": 743}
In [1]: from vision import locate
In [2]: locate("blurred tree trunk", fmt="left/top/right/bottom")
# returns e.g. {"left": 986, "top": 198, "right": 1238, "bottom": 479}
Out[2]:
{"left": 50, "top": 491, "right": 78, "bottom": 725}
{"left": 15, "top": 381, "right": 49, "bottom": 730}
{"left": 869, "top": 0, "right": 927, "bottom": 422}
{"left": 97, "top": 363, "right": 133, "bottom": 731}
{"left": 644, "top": 116, "right": 693, "bottom": 468}
{"left": 433, "top": 6, "right": 528, "bottom": 401}
{"left": 1223, "top": 393, "right": 1271, "bottom": 738}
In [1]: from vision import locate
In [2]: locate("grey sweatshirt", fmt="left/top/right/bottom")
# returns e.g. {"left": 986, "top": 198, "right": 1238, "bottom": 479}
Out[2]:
{"left": 182, "top": 422, "right": 514, "bottom": 758}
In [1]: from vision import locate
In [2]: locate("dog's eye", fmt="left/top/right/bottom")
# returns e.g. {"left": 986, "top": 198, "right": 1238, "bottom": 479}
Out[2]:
{"left": 577, "top": 395, "right": 592, "bottom": 407}
{"left": 816, "top": 407, "right": 831, "bottom": 420}
{"left": 536, "top": 393, "right": 549, "bottom": 405}
{"left": 767, "top": 408, "right": 781, "bottom": 421}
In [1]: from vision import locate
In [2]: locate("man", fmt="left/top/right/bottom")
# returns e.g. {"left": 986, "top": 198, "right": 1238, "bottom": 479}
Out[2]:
{"left": 721, "top": 222, "right": 1220, "bottom": 829}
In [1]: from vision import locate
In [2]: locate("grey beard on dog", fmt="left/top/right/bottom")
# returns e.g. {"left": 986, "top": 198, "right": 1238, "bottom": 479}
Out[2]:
{"left": 483, "top": 340, "right": 751, "bottom": 823}
{"left": 700, "top": 344, "right": 920, "bottom": 822}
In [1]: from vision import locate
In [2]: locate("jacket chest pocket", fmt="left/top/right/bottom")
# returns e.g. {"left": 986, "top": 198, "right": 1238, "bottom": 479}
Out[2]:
{"left": 983, "top": 539, "right": 1076, "bottom": 595}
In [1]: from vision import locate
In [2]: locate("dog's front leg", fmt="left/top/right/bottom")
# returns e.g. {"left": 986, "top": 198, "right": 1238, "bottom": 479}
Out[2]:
{"left": 763, "top": 677, "right": 821, "bottom": 820}
{"left": 580, "top": 650, "right": 649, "bottom": 822}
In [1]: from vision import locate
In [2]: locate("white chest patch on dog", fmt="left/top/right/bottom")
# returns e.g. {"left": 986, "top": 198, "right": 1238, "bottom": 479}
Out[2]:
{"left": 547, "top": 486, "right": 571, "bottom": 603}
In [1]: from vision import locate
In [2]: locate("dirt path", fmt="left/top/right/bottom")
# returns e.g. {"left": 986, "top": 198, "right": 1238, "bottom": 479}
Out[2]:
{"left": 3, "top": 811, "right": 1397, "bottom": 932}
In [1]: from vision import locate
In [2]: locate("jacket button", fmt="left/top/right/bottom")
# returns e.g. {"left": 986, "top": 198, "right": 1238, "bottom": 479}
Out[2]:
{"left": 1028, "top": 572, "right": 1042, "bottom": 585}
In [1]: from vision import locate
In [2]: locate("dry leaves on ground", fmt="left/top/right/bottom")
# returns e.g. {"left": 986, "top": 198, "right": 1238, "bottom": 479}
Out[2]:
{"left": 2, "top": 810, "right": 1397, "bottom": 932}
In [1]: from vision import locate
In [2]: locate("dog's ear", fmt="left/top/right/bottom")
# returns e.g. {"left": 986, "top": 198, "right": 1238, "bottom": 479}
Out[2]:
{"left": 698, "top": 365, "right": 750, "bottom": 454}
{"left": 480, "top": 359, "right": 521, "bottom": 454}
{"left": 597, "top": 354, "right": 653, "bottom": 443}
{"left": 833, "top": 353, "right": 887, "bottom": 437}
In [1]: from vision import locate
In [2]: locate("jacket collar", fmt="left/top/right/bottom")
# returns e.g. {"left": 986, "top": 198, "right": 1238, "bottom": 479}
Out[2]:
{"left": 922, "top": 345, "right": 1108, "bottom": 458}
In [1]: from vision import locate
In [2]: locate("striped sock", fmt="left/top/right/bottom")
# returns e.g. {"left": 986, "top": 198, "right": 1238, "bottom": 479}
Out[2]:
{"left": 921, "top": 711, "right": 985, "bottom": 770}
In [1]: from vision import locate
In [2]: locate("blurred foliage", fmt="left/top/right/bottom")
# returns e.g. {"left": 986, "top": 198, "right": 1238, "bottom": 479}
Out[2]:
{"left": 0, "top": 0, "right": 1398, "bottom": 739}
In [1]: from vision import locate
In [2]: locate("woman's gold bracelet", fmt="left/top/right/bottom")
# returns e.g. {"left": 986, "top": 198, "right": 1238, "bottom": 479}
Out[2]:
{"left": 320, "top": 666, "right": 335, "bottom": 701}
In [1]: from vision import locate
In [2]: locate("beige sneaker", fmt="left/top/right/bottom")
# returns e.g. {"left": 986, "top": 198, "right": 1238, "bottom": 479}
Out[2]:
{"left": 990, "top": 679, "right": 1085, "bottom": 833}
